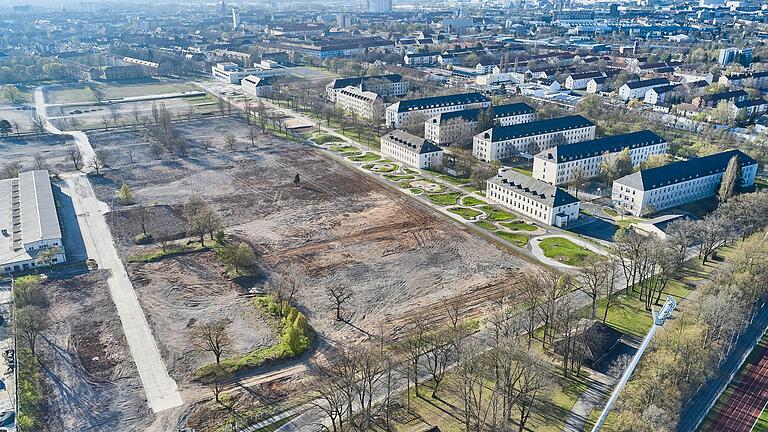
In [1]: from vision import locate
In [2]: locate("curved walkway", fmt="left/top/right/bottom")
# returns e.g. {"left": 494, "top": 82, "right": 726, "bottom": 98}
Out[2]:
{"left": 530, "top": 234, "right": 609, "bottom": 269}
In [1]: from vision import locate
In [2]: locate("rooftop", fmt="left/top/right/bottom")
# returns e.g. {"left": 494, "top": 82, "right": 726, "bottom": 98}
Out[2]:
{"left": 478, "top": 115, "right": 594, "bottom": 143}
{"left": 382, "top": 130, "right": 442, "bottom": 154}
{"left": 430, "top": 103, "right": 535, "bottom": 125}
{"left": 390, "top": 92, "right": 489, "bottom": 113}
{"left": 536, "top": 130, "right": 666, "bottom": 164}
{"left": 327, "top": 74, "right": 403, "bottom": 89}
{"left": 614, "top": 150, "right": 757, "bottom": 191}
{"left": 489, "top": 168, "right": 579, "bottom": 208}
{"left": 623, "top": 78, "right": 669, "bottom": 89}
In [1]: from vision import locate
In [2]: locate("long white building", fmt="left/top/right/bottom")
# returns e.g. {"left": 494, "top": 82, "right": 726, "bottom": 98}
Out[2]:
{"left": 326, "top": 74, "right": 408, "bottom": 102}
{"left": 386, "top": 92, "right": 491, "bottom": 129}
{"left": 533, "top": 130, "right": 668, "bottom": 186}
{"left": 473, "top": 115, "right": 596, "bottom": 162}
{"left": 487, "top": 168, "right": 580, "bottom": 228}
{"left": 334, "top": 86, "right": 384, "bottom": 120}
{"left": 618, "top": 78, "right": 670, "bottom": 101}
{"left": 424, "top": 103, "right": 537, "bottom": 145}
{"left": 612, "top": 150, "right": 757, "bottom": 216}
{"left": 1, "top": 170, "right": 66, "bottom": 274}
{"left": 380, "top": 130, "right": 444, "bottom": 169}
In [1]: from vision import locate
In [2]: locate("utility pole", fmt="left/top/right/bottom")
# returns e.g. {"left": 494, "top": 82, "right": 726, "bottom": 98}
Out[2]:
{"left": 592, "top": 296, "right": 677, "bottom": 431}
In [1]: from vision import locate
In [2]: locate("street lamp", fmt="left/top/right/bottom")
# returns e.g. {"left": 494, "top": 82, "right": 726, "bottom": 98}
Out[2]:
{"left": 592, "top": 295, "right": 677, "bottom": 431}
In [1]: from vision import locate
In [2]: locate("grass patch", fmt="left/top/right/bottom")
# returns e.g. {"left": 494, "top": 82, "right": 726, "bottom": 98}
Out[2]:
{"left": 511, "top": 166, "right": 533, "bottom": 176}
{"left": 500, "top": 220, "right": 538, "bottom": 232}
{"left": 194, "top": 296, "right": 311, "bottom": 382}
{"left": 475, "top": 220, "right": 495, "bottom": 230}
{"left": 427, "top": 171, "right": 469, "bottom": 185}
{"left": 448, "top": 207, "right": 482, "bottom": 220}
{"left": 349, "top": 152, "right": 380, "bottom": 162}
{"left": 313, "top": 133, "right": 343, "bottom": 145}
{"left": 427, "top": 192, "right": 461, "bottom": 206}
{"left": 461, "top": 196, "right": 486, "bottom": 206}
{"left": 17, "top": 348, "right": 45, "bottom": 430}
{"left": 365, "top": 163, "right": 399, "bottom": 173}
{"left": 409, "top": 188, "right": 423, "bottom": 194}
{"left": 538, "top": 237, "right": 596, "bottom": 266}
{"left": 329, "top": 144, "right": 359, "bottom": 153}
{"left": 479, "top": 205, "right": 516, "bottom": 221}
{"left": 126, "top": 242, "right": 205, "bottom": 263}
{"left": 384, "top": 174, "right": 414, "bottom": 181}
{"left": 494, "top": 230, "right": 529, "bottom": 247}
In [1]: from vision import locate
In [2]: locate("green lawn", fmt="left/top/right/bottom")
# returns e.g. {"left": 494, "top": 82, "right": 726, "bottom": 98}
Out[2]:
{"left": 46, "top": 86, "right": 96, "bottom": 103}
{"left": 500, "top": 220, "right": 538, "bottom": 232}
{"left": 409, "top": 188, "right": 423, "bottom": 194}
{"left": 349, "top": 152, "right": 380, "bottom": 162}
{"left": 475, "top": 221, "right": 495, "bottom": 230}
{"left": 448, "top": 207, "right": 483, "bottom": 220}
{"left": 479, "top": 205, "right": 516, "bottom": 221}
{"left": 538, "top": 237, "right": 596, "bottom": 266}
{"left": 99, "top": 79, "right": 198, "bottom": 99}
{"left": 364, "top": 163, "right": 399, "bottom": 173}
{"left": 313, "top": 133, "right": 343, "bottom": 144}
{"left": 755, "top": 404, "right": 768, "bottom": 431}
{"left": 384, "top": 174, "right": 415, "bottom": 181}
{"left": 461, "top": 196, "right": 486, "bottom": 206}
{"left": 329, "top": 145, "right": 359, "bottom": 153}
{"left": 427, "top": 192, "right": 461, "bottom": 206}
{"left": 511, "top": 166, "right": 533, "bottom": 176}
{"left": 495, "top": 230, "right": 529, "bottom": 247}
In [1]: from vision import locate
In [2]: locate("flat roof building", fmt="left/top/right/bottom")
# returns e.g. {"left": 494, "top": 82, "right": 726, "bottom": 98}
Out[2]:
{"left": 1, "top": 170, "right": 66, "bottom": 274}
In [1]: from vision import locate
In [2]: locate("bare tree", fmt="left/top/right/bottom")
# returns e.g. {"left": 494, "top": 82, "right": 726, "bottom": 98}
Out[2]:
{"left": 224, "top": 133, "right": 237, "bottom": 151}
{"left": 91, "top": 149, "right": 109, "bottom": 175}
{"left": 31, "top": 113, "right": 44, "bottom": 135}
{"left": 326, "top": 283, "right": 354, "bottom": 322}
{"left": 576, "top": 255, "right": 610, "bottom": 319}
{"left": 191, "top": 319, "right": 232, "bottom": 365}
{"left": 1, "top": 162, "right": 22, "bottom": 179}
{"left": 68, "top": 146, "right": 83, "bottom": 171}
{"left": 15, "top": 305, "right": 50, "bottom": 356}
{"left": 33, "top": 153, "right": 47, "bottom": 171}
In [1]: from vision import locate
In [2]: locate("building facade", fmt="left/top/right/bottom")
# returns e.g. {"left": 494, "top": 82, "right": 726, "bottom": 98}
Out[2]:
{"left": 618, "top": 78, "right": 670, "bottom": 101}
{"left": 486, "top": 168, "right": 580, "bottom": 227}
{"left": 241, "top": 75, "right": 273, "bottom": 97}
{"left": 1, "top": 170, "right": 67, "bottom": 275}
{"left": 611, "top": 150, "right": 757, "bottom": 216}
{"left": 565, "top": 71, "right": 605, "bottom": 90}
{"left": 386, "top": 92, "right": 490, "bottom": 128}
{"left": 326, "top": 74, "right": 408, "bottom": 102}
{"left": 533, "top": 130, "right": 668, "bottom": 186}
{"left": 380, "top": 130, "right": 443, "bottom": 169}
{"left": 424, "top": 103, "right": 536, "bottom": 144}
{"left": 473, "top": 115, "right": 596, "bottom": 161}
{"left": 335, "top": 86, "right": 384, "bottom": 120}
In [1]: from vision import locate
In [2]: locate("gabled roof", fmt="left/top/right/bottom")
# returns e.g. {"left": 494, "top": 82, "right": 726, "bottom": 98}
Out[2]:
{"left": 382, "top": 130, "right": 442, "bottom": 154}
{"left": 614, "top": 150, "right": 757, "bottom": 192}
{"left": 536, "top": 131, "right": 666, "bottom": 164}
{"left": 431, "top": 103, "right": 535, "bottom": 125}
{"left": 623, "top": 78, "right": 669, "bottom": 89}
{"left": 390, "top": 92, "right": 490, "bottom": 113}
{"left": 569, "top": 71, "right": 604, "bottom": 80}
{"left": 489, "top": 168, "right": 579, "bottom": 208}
{"left": 701, "top": 89, "right": 748, "bottom": 102}
{"left": 328, "top": 74, "right": 403, "bottom": 89}
{"left": 648, "top": 84, "right": 680, "bottom": 94}
{"left": 479, "top": 115, "right": 594, "bottom": 143}
{"left": 733, "top": 98, "right": 767, "bottom": 108}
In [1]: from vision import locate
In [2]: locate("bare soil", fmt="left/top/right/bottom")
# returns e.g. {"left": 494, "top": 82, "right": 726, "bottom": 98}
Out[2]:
{"left": 0, "top": 134, "right": 75, "bottom": 176}
{"left": 40, "top": 270, "right": 152, "bottom": 432}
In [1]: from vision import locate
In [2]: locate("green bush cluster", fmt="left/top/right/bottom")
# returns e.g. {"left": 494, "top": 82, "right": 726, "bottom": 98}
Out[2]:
{"left": 17, "top": 348, "right": 44, "bottom": 430}
{"left": 194, "top": 296, "right": 311, "bottom": 382}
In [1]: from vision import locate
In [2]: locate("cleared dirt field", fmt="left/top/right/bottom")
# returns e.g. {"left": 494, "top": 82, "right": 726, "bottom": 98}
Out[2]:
{"left": 0, "top": 134, "right": 75, "bottom": 176}
{"left": 0, "top": 103, "right": 36, "bottom": 132}
{"left": 44, "top": 78, "right": 200, "bottom": 104}
{"left": 90, "top": 116, "right": 529, "bottom": 344}
{"left": 40, "top": 271, "right": 152, "bottom": 431}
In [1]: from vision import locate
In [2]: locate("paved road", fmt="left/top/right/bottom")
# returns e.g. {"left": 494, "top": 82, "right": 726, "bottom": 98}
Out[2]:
{"left": 35, "top": 87, "right": 183, "bottom": 413}
{"left": 677, "top": 301, "right": 768, "bottom": 432}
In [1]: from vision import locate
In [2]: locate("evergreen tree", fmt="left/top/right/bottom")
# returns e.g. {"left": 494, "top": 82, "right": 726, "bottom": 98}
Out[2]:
{"left": 118, "top": 182, "right": 133, "bottom": 205}
{"left": 718, "top": 155, "right": 741, "bottom": 203}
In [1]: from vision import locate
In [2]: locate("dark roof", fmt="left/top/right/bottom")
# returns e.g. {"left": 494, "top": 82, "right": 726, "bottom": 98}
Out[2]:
{"left": 382, "top": 130, "right": 442, "bottom": 154}
{"left": 648, "top": 84, "right": 680, "bottom": 94}
{"left": 328, "top": 74, "right": 403, "bottom": 89}
{"left": 432, "top": 103, "right": 535, "bottom": 125}
{"left": 489, "top": 168, "right": 579, "bottom": 207}
{"left": 537, "top": 131, "right": 666, "bottom": 164}
{"left": 733, "top": 98, "right": 767, "bottom": 108}
{"left": 480, "top": 115, "right": 594, "bottom": 143}
{"left": 569, "top": 71, "right": 604, "bottom": 80}
{"left": 623, "top": 78, "right": 669, "bottom": 89}
{"left": 702, "top": 89, "right": 748, "bottom": 103}
{"left": 392, "top": 92, "right": 490, "bottom": 113}
{"left": 614, "top": 150, "right": 757, "bottom": 191}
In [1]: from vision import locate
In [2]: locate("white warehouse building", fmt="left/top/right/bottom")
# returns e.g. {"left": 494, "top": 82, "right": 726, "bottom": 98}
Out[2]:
{"left": 473, "top": 115, "right": 596, "bottom": 162}
{"left": 533, "top": 130, "right": 668, "bottom": 186}
{"left": 386, "top": 92, "right": 490, "bottom": 129}
{"left": 612, "top": 150, "right": 757, "bottom": 217}
{"left": 1, "top": 170, "right": 67, "bottom": 275}
{"left": 424, "top": 103, "right": 537, "bottom": 145}
{"left": 380, "top": 130, "right": 444, "bottom": 169}
{"left": 487, "top": 168, "right": 580, "bottom": 228}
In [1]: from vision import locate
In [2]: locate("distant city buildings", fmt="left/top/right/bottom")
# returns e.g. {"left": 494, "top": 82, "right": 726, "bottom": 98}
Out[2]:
{"left": 718, "top": 47, "right": 752, "bottom": 67}
{"left": 368, "top": 0, "right": 392, "bottom": 13}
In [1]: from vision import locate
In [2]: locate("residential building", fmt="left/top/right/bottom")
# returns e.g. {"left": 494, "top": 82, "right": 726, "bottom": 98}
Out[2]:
{"left": 612, "top": 150, "right": 757, "bottom": 216}
{"left": 532, "top": 131, "right": 668, "bottom": 186}
{"left": 644, "top": 84, "right": 680, "bottom": 105}
{"left": 404, "top": 52, "right": 440, "bottom": 65}
{"left": 473, "top": 115, "right": 596, "bottom": 162}
{"left": 730, "top": 98, "right": 768, "bottom": 119}
{"left": 586, "top": 76, "right": 609, "bottom": 93}
{"left": 212, "top": 62, "right": 252, "bottom": 84}
{"left": 1, "top": 170, "right": 67, "bottom": 275}
{"left": 380, "top": 130, "right": 443, "bottom": 169}
{"left": 692, "top": 89, "right": 748, "bottom": 109}
{"left": 386, "top": 92, "right": 491, "bottom": 129}
{"left": 368, "top": 0, "right": 392, "bottom": 13}
{"left": 335, "top": 86, "right": 384, "bottom": 120}
{"left": 326, "top": 74, "right": 407, "bottom": 102}
{"left": 718, "top": 71, "right": 768, "bottom": 90}
{"left": 718, "top": 47, "right": 752, "bottom": 67}
{"left": 241, "top": 75, "right": 273, "bottom": 97}
{"left": 565, "top": 71, "right": 605, "bottom": 90}
{"left": 486, "top": 168, "right": 580, "bottom": 228}
{"left": 618, "top": 78, "right": 670, "bottom": 101}
{"left": 424, "top": 103, "right": 536, "bottom": 145}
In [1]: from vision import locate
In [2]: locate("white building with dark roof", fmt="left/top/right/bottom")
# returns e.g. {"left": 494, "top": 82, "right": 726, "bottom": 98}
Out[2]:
{"left": 565, "top": 71, "right": 605, "bottom": 90}
{"left": 618, "top": 78, "right": 670, "bottom": 101}
{"left": 380, "top": 130, "right": 443, "bottom": 169}
{"left": 612, "top": 150, "right": 757, "bottom": 216}
{"left": 241, "top": 75, "right": 273, "bottom": 97}
{"left": 533, "top": 131, "right": 668, "bottom": 186}
{"left": 335, "top": 86, "right": 384, "bottom": 120}
{"left": 325, "top": 74, "right": 407, "bottom": 102}
{"left": 1, "top": 170, "right": 66, "bottom": 274}
{"left": 386, "top": 92, "right": 491, "bottom": 128}
{"left": 473, "top": 115, "right": 596, "bottom": 162}
{"left": 487, "top": 168, "right": 580, "bottom": 227}
{"left": 424, "top": 103, "right": 536, "bottom": 144}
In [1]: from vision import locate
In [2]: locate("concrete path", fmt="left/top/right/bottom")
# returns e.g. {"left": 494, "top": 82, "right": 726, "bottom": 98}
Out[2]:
{"left": 36, "top": 86, "right": 182, "bottom": 413}
{"left": 563, "top": 371, "right": 616, "bottom": 432}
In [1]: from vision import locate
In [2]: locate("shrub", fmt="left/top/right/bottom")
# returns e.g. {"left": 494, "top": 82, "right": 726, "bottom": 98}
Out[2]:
{"left": 133, "top": 233, "right": 153, "bottom": 245}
